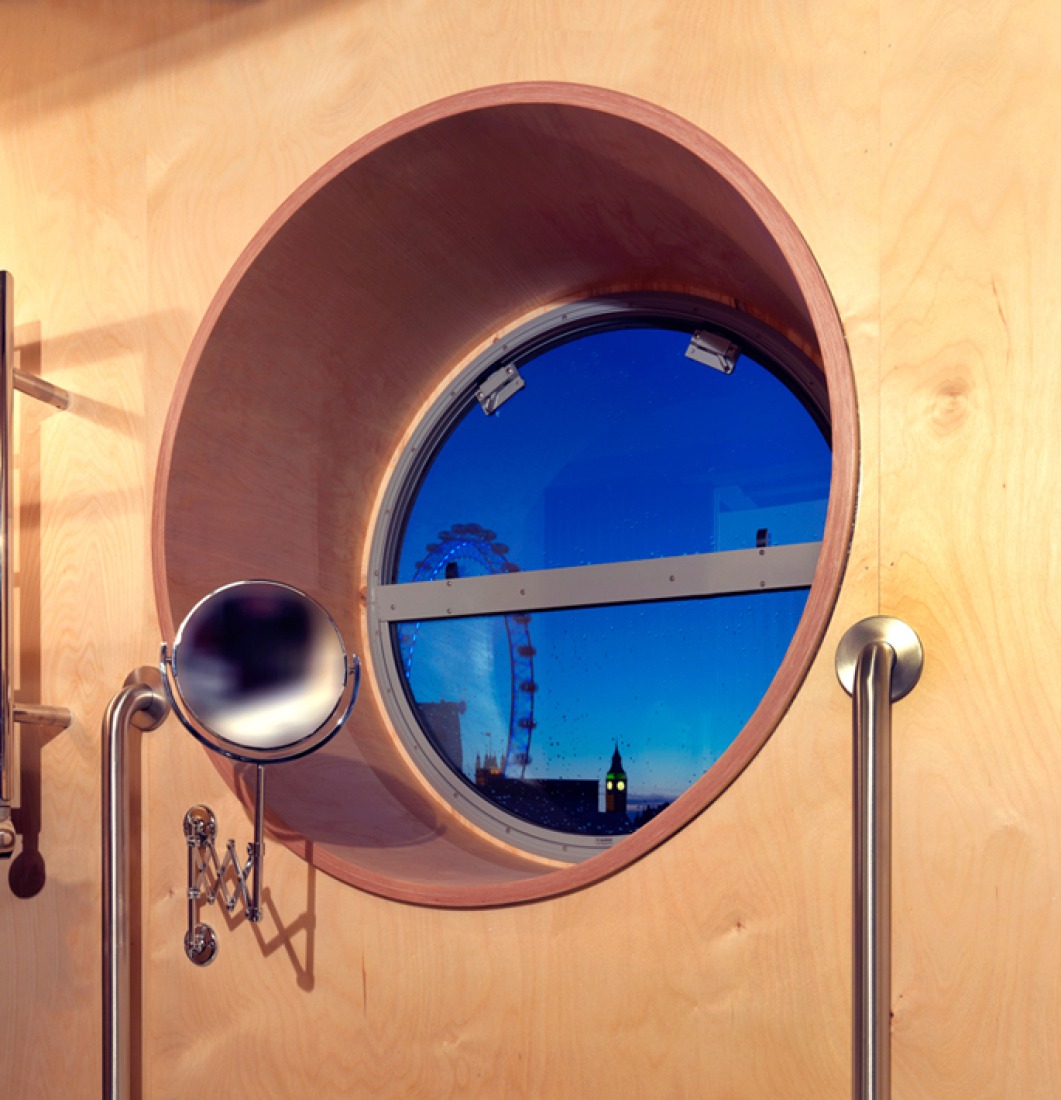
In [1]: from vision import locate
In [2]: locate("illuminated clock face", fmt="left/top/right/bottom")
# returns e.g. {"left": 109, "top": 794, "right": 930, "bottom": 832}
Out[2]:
{"left": 617, "top": 780, "right": 626, "bottom": 791}
{"left": 607, "top": 780, "right": 614, "bottom": 790}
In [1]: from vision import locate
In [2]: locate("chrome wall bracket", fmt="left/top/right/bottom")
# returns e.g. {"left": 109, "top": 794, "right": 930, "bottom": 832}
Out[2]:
{"left": 0, "top": 271, "right": 73, "bottom": 859}
{"left": 182, "top": 772, "right": 267, "bottom": 968}
{"left": 836, "top": 616, "right": 924, "bottom": 1100}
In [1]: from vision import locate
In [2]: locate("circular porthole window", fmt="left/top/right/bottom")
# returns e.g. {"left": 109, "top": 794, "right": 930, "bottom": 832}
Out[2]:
{"left": 368, "top": 293, "right": 832, "bottom": 861}
{"left": 158, "top": 84, "right": 858, "bottom": 903}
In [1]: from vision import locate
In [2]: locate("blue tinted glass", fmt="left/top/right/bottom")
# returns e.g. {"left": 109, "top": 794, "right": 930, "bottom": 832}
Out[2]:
{"left": 389, "top": 320, "right": 830, "bottom": 839}
{"left": 397, "top": 325, "right": 829, "bottom": 581}
{"left": 396, "top": 590, "right": 809, "bottom": 835}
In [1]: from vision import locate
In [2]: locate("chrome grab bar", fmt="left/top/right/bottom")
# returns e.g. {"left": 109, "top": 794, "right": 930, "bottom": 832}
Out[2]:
{"left": 836, "top": 617, "right": 923, "bottom": 1100}
{"left": 103, "top": 668, "right": 169, "bottom": 1100}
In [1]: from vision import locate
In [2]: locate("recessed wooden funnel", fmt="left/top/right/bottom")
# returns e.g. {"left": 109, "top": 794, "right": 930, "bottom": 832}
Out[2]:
{"left": 153, "top": 83, "right": 856, "bottom": 907}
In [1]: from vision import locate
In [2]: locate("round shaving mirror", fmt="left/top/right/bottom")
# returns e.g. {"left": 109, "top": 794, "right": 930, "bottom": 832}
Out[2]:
{"left": 162, "top": 580, "right": 361, "bottom": 963}
{"left": 162, "top": 579, "right": 359, "bottom": 764}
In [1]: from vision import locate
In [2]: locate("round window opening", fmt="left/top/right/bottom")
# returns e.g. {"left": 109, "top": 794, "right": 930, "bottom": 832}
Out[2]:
{"left": 369, "top": 293, "right": 832, "bottom": 862}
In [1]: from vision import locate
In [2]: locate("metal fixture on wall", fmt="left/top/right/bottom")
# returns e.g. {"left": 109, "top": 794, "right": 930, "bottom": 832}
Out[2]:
{"left": 161, "top": 579, "right": 360, "bottom": 965}
{"left": 836, "top": 616, "right": 924, "bottom": 1100}
{"left": 102, "top": 582, "right": 360, "bottom": 1098}
{"left": 103, "top": 667, "right": 169, "bottom": 1100}
{"left": 0, "top": 271, "right": 73, "bottom": 859}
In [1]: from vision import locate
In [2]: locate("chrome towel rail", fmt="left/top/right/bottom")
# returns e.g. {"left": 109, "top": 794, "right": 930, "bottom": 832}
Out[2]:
{"left": 0, "top": 271, "right": 72, "bottom": 857}
{"left": 836, "top": 616, "right": 923, "bottom": 1100}
{"left": 103, "top": 667, "right": 169, "bottom": 1100}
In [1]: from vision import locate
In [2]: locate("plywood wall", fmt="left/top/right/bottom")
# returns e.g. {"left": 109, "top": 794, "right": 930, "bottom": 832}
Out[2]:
{"left": 1, "top": 2, "right": 1058, "bottom": 1097}
{"left": 879, "top": 7, "right": 1061, "bottom": 1095}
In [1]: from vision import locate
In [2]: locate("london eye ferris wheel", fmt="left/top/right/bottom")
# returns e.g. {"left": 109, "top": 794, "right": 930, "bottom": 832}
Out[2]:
{"left": 396, "top": 522, "right": 537, "bottom": 779}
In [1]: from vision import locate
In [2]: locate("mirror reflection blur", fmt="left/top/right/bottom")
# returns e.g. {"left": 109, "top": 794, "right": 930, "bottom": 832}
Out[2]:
{"left": 170, "top": 580, "right": 350, "bottom": 760}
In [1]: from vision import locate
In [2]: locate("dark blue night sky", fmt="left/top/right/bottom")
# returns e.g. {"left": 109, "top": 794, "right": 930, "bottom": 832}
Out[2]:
{"left": 395, "top": 325, "right": 830, "bottom": 815}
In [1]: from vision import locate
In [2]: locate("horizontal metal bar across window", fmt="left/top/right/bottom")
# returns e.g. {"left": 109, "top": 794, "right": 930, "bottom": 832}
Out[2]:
{"left": 372, "top": 541, "right": 821, "bottom": 622}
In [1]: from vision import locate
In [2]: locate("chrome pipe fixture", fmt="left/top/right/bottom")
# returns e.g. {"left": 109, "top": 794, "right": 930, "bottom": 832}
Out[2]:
{"left": 0, "top": 271, "right": 73, "bottom": 859}
{"left": 103, "top": 666, "right": 170, "bottom": 1100}
{"left": 161, "top": 579, "right": 360, "bottom": 965}
{"left": 836, "top": 616, "right": 923, "bottom": 1100}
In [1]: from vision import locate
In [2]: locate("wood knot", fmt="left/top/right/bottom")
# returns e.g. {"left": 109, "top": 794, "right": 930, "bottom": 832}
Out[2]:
{"left": 930, "top": 376, "right": 971, "bottom": 434}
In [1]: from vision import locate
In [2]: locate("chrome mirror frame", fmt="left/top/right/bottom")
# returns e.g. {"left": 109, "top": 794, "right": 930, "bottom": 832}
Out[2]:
{"left": 160, "top": 578, "right": 359, "bottom": 765}
{"left": 160, "top": 579, "right": 360, "bottom": 964}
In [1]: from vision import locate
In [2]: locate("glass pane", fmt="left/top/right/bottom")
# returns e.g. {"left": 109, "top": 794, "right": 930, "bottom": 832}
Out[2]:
{"left": 395, "top": 590, "right": 809, "bottom": 836}
{"left": 396, "top": 325, "right": 829, "bottom": 582}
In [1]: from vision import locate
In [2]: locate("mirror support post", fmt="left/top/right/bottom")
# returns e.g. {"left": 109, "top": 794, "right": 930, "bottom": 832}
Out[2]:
{"left": 251, "top": 763, "right": 266, "bottom": 923}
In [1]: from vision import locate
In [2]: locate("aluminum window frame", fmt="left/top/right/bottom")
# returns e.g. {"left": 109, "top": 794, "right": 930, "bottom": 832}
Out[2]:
{"left": 366, "top": 293, "right": 831, "bottom": 861}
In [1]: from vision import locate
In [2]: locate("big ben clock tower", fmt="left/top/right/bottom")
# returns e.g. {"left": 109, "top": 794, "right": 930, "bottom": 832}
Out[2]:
{"left": 605, "top": 744, "right": 627, "bottom": 816}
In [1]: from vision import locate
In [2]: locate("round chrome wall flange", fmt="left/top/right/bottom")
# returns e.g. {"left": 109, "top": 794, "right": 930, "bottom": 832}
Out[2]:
{"left": 123, "top": 666, "right": 170, "bottom": 731}
{"left": 183, "top": 804, "right": 217, "bottom": 844}
{"left": 835, "top": 616, "right": 923, "bottom": 701}
{"left": 185, "top": 923, "right": 219, "bottom": 966}
{"left": 0, "top": 813, "right": 16, "bottom": 859}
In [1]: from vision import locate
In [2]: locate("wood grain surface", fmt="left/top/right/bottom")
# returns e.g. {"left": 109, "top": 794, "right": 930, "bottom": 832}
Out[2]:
{"left": 879, "top": 5, "right": 1061, "bottom": 1096}
{"left": 153, "top": 84, "right": 857, "bottom": 907}
{"left": 2, "top": 1, "right": 1056, "bottom": 1098}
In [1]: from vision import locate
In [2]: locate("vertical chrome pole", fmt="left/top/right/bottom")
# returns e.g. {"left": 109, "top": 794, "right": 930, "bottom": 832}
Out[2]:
{"left": 837, "top": 616, "right": 923, "bottom": 1100}
{"left": 0, "top": 272, "right": 16, "bottom": 823}
{"left": 853, "top": 641, "right": 895, "bottom": 1100}
{"left": 103, "top": 668, "right": 169, "bottom": 1100}
{"left": 249, "top": 763, "right": 266, "bottom": 923}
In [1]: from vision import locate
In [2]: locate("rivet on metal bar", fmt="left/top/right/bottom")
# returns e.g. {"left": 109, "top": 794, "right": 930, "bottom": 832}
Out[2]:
{"left": 0, "top": 271, "right": 73, "bottom": 859}
{"left": 836, "top": 616, "right": 923, "bottom": 1100}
